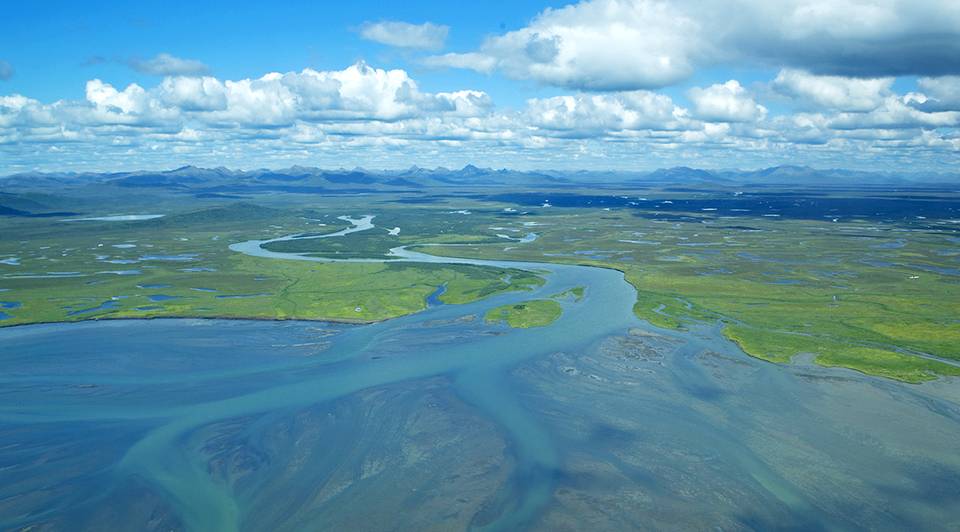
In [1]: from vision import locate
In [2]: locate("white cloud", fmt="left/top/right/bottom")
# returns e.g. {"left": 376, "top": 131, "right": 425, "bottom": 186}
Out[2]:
{"left": 827, "top": 95, "right": 960, "bottom": 130}
{"left": 86, "top": 80, "right": 148, "bottom": 114}
{"left": 83, "top": 79, "right": 179, "bottom": 126}
{"left": 426, "top": 0, "right": 960, "bottom": 91}
{"left": 158, "top": 77, "right": 228, "bottom": 111}
{"left": 359, "top": 21, "right": 449, "bottom": 51}
{"left": 735, "top": 0, "right": 960, "bottom": 77}
{"left": 0, "top": 62, "right": 493, "bottom": 134}
{"left": 2, "top": 61, "right": 959, "bottom": 173}
{"left": 679, "top": 122, "right": 731, "bottom": 144}
{"left": 0, "top": 95, "right": 42, "bottom": 128}
{"left": 433, "top": 91, "right": 494, "bottom": 117}
{"left": 688, "top": 80, "right": 766, "bottom": 123}
{"left": 912, "top": 76, "right": 960, "bottom": 112}
{"left": 772, "top": 69, "right": 893, "bottom": 112}
{"left": 165, "top": 64, "right": 387, "bottom": 126}
{"left": 421, "top": 53, "right": 497, "bottom": 73}
{"left": 524, "top": 91, "right": 686, "bottom": 133}
{"left": 432, "top": 0, "right": 701, "bottom": 90}
{"left": 129, "top": 53, "right": 210, "bottom": 76}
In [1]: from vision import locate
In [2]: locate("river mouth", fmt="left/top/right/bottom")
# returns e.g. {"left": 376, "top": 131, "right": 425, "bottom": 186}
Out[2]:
{"left": 2, "top": 219, "right": 960, "bottom": 531}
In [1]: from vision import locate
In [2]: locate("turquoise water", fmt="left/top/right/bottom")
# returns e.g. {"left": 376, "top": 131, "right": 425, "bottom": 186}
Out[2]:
{"left": 1, "top": 228, "right": 960, "bottom": 530}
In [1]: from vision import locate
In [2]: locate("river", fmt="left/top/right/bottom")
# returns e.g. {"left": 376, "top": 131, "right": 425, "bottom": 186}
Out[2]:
{"left": 1, "top": 216, "right": 959, "bottom": 530}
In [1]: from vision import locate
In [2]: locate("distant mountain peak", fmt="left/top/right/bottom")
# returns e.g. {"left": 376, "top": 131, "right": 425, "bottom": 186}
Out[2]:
{"left": 640, "top": 166, "right": 724, "bottom": 183}
{"left": 286, "top": 165, "right": 316, "bottom": 173}
{"left": 2, "top": 163, "right": 949, "bottom": 189}
{"left": 168, "top": 165, "right": 200, "bottom": 173}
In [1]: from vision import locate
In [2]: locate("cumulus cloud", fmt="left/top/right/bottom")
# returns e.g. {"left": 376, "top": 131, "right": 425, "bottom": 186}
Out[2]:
{"left": 0, "top": 62, "right": 492, "bottom": 135}
{"left": 147, "top": 62, "right": 492, "bottom": 126}
{"left": 129, "top": 53, "right": 210, "bottom": 76}
{"left": 432, "top": 90, "right": 494, "bottom": 117}
{"left": 729, "top": 0, "right": 960, "bottom": 78}
{"left": 83, "top": 79, "right": 181, "bottom": 127}
{"left": 911, "top": 76, "right": 960, "bottom": 112}
{"left": 430, "top": 0, "right": 701, "bottom": 90}
{"left": 421, "top": 53, "right": 497, "bottom": 73}
{"left": 771, "top": 69, "right": 893, "bottom": 112}
{"left": 359, "top": 21, "right": 449, "bottom": 50}
{"left": 158, "top": 76, "right": 228, "bottom": 111}
{"left": 0, "top": 95, "right": 42, "bottom": 128}
{"left": 426, "top": 0, "right": 960, "bottom": 91}
{"left": 688, "top": 81, "right": 766, "bottom": 123}
{"left": 827, "top": 95, "right": 960, "bottom": 130}
{"left": 2, "top": 62, "right": 959, "bottom": 172}
{"left": 0, "top": 60, "right": 12, "bottom": 81}
{"left": 525, "top": 91, "right": 687, "bottom": 134}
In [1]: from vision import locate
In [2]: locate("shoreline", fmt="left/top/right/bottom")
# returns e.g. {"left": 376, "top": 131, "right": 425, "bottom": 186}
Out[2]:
{"left": 0, "top": 313, "right": 386, "bottom": 331}
{"left": 6, "top": 237, "right": 954, "bottom": 386}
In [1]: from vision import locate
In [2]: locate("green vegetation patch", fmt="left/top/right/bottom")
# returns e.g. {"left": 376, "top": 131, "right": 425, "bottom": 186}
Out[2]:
{"left": 0, "top": 200, "right": 547, "bottom": 327}
{"left": 485, "top": 299, "right": 563, "bottom": 328}
{"left": 417, "top": 206, "right": 960, "bottom": 383}
{"left": 0, "top": 256, "right": 544, "bottom": 326}
{"left": 551, "top": 286, "right": 585, "bottom": 301}
{"left": 816, "top": 345, "right": 960, "bottom": 384}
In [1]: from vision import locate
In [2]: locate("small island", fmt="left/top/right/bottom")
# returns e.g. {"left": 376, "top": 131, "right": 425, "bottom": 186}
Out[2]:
{"left": 485, "top": 299, "right": 563, "bottom": 328}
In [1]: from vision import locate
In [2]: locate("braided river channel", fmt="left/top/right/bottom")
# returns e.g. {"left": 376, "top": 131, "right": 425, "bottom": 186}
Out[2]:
{"left": 2, "top": 216, "right": 959, "bottom": 530}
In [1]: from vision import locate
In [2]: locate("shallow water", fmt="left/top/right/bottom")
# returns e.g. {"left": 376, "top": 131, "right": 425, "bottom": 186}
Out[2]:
{"left": 65, "top": 300, "right": 120, "bottom": 316}
{"left": 2, "top": 221, "right": 960, "bottom": 531}
{"left": 97, "top": 269, "right": 142, "bottom": 275}
{"left": 140, "top": 254, "right": 198, "bottom": 262}
{"left": 62, "top": 214, "right": 165, "bottom": 222}
{"left": 425, "top": 284, "right": 447, "bottom": 307}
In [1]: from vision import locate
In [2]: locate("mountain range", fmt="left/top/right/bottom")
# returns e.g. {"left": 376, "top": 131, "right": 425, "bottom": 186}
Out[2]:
{"left": 2, "top": 164, "right": 957, "bottom": 193}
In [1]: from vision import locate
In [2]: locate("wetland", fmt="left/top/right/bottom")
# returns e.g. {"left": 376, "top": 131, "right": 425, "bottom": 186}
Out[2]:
{"left": 1, "top": 175, "right": 959, "bottom": 530}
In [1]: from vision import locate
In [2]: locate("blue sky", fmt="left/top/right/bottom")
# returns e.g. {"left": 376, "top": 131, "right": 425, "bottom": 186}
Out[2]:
{"left": 1, "top": 1, "right": 565, "bottom": 104}
{"left": 1, "top": 0, "right": 959, "bottom": 173}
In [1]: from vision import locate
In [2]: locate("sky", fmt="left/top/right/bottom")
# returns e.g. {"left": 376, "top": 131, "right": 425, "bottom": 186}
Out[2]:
{"left": 1, "top": 0, "right": 959, "bottom": 174}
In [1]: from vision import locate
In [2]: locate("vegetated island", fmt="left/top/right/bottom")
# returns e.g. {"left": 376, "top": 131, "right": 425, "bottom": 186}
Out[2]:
{"left": 485, "top": 299, "right": 563, "bottom": 328}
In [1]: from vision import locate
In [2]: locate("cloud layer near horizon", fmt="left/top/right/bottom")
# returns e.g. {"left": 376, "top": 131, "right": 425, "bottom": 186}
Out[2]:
{"left": 2, "top": 61, "right": 958, "bottom": 173}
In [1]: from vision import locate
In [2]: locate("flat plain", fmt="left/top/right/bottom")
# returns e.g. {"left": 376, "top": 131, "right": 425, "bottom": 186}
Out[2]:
{"left": 2, "top": 175, "right": 958, "bottom": 382}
